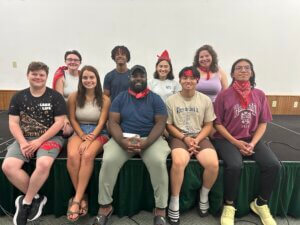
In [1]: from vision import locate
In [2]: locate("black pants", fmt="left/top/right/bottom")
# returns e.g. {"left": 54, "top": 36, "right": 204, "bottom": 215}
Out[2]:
{"left": 213, "top": 139, "right": 280, "bottom": 202}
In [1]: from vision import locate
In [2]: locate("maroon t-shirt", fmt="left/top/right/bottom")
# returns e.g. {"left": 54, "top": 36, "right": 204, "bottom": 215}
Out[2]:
{"left": 214, "top": 87, "right": 272, "bottom": 140}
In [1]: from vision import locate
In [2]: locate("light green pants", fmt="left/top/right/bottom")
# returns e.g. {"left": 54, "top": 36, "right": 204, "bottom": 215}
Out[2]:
{"left": 98, "top": 136, "right": 171, "bottom": 208}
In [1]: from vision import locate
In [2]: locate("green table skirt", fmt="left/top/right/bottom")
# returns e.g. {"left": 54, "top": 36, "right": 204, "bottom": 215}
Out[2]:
{"left": 0, "top": 159, "right": 299, "bottom": 218}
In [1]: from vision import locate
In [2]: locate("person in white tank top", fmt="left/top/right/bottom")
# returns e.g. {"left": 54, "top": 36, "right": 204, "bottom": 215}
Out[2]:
{"left": 52, "top": 50, "right": 82, "bottom": 136}
{"left": 66, "top": 65, "right": 111, "bottom": 222}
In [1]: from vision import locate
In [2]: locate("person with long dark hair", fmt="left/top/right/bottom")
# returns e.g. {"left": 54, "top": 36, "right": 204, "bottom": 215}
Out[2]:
{"left": 148, "top": 50, "right": 181, "bottom": 102}
{"left": 193, "top": 45, "right": 228, "bottom": 102}
{"left": 213, "top": 59, "right": 280, "bottom": 225}
{"left": 66, "top": 65, "right": 110, "bottom": 222}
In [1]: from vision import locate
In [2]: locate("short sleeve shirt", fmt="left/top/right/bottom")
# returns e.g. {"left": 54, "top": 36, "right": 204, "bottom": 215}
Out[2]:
{"left": 110, "top": 91, "right": 167, "bottom": 137}
{"left": 9, "top": 88, "right": 67, "bottom": 137}
{"left": 166, "top": 92, "right": 216, "bottom": 137}
{"left": 103, "top": 69, "right": 130, "bottom": 102}
{"left": 148, "top": 79, "right": 181, "bottom": 102}
{"left": 214, "top": 87, "right": 272, "bottom": 140}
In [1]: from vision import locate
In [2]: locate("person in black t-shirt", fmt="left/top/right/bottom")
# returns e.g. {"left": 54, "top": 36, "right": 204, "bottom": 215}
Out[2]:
{"left": 2, "top": 62, "right": 67, "bottom": 225}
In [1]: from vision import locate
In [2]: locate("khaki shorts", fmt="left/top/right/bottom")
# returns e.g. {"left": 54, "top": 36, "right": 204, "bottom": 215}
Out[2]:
{"left": 5, "top": 136, "right": 65, "bottom": 162}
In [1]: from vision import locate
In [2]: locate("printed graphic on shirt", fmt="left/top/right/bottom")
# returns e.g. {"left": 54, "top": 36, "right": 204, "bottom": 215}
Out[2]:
{"left": 234, "top": 103, "right": 257, "bottom": 128}
{"left": 176, "top": 106, "right": 201, "bottom": 136}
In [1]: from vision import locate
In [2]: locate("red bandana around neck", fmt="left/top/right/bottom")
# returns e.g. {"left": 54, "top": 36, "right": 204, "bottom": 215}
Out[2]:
{"left": 199, "top": 66, "right": 210, "bottom": 80}
{"left": 128, "top": 88, "right": 150, "bottom": 99}
{"left": 232, "top": 80, "right": 251, "bottom": 109}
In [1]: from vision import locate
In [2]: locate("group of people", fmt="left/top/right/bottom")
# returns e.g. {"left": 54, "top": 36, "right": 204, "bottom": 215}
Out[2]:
{"left": 1, "top": 45, "right": 280, "bottom": 225}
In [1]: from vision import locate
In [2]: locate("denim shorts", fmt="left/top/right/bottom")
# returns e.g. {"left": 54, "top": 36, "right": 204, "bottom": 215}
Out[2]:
{"left": 79, "top": 124, "right": 109, "bottom": 144}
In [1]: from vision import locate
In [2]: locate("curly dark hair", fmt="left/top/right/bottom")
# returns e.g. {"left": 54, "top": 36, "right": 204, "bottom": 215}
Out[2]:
{"left": 178, "top": 66, "right": 200, "bottom": 80}
{"left": 111, "top": 45, "right": 131, "bottom": 62}
{"left": 230, "top": 58, "right": 256, "bottom": 88}
{"left": 64, "top": 50, "right": 82, "bottom": 62}
{"left": 77, "top": 65, "right": 103, "bottom": 108}
{"left": 193, "top": 45, "right": 219, "bottom": 73}
{"left": 153, "top": 59, "right": 174, "bottom": 80}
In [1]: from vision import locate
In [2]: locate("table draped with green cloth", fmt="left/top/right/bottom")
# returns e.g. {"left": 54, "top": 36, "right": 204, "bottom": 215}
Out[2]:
{"left": 0, "top": 159, "right": 299, "bottom": 218}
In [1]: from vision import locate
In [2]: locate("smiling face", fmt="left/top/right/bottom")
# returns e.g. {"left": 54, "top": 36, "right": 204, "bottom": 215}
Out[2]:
{"left": 114, "top": 48, "right": 128, "bottom": 65}
{"left": 180, "top": 75, "right": 197, "bottom": 91}
{"left": 156, "top": 60, "right": 171, "bottom": 80}
{"left": 81, "top": 70, "right": 97, "bottom": 90}
{"left": 129, "top": 70, "right": 147, "bottom": 93}
{"left": 65, "top": 53, "right": 81, "bottom": 71}
{"left": 27, "top": 69, "right": 48, "bottom": 89}
{"left": 198, "top": 50, "right": 212, "bottom": 68}
{"left": 232, "top": 60, "right": 252, "bottom": 82}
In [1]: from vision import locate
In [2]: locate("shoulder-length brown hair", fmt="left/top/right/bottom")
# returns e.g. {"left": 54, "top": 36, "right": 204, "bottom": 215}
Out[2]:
{"left": 193, "top": 45, "right": 219, "bottom": 73}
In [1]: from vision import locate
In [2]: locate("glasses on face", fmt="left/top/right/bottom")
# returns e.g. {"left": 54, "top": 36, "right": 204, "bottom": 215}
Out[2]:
{"left": 235, "top": 66, "right": 251, "bottom": 71}
{"left": 66, "top": 58, "right": 80, "bottom": 63}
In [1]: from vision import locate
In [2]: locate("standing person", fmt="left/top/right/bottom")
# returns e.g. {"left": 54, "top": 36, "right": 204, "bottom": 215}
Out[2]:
{"left": 52, "top": 50, "right": 82, "bottom": 100}
{"left": 148, "top": 50, "right": 181, "bottom": 102}
{"left": 103, "top": 45, "right": 131, "bottom": 102}
{"left": 213, "top": 59, "right": 280, "bottom": 225}
{"left": 52, "top": 50, "right": 82, "bottom": 136}
{"left": 193, "top": 45, "right": 228, "bottom": 102}
{"left": 66, "top": 66, "right": 110, "bottom": 221}
{"left": 92, "top": 65, "right": 171, "bottom": 225}
{"left": 1, "top": 62, "right": 67, "bottom": 225}
{"left": 166, "top": 66, "right": 219, "bottom": 225}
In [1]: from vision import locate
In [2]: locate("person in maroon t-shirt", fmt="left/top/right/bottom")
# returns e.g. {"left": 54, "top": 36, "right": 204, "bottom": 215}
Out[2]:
{"left": 213, "top": 58, "right": 280, "bottom": 225}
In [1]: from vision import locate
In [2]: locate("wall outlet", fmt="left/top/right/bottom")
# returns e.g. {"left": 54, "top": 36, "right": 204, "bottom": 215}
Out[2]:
{"left": 12, "top": 61, "right": 17, "bottom": 68}
{"left": 272, "top": 101, "right": 277, "bottom": 107}
{"left": 293, "top": 101, "right": 298, "bottom": 108}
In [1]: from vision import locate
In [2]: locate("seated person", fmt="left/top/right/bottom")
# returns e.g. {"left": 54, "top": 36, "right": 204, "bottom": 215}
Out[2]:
{"left": 166, "top": 66, "right": 219, "bottom": 224}
{"left": 2, "top": 62, "right": 66, "bottom": 225}
{"left": 213, "top": 58, "right": 280, "bottom": 225}
{"left": 92, "top": 65, "right": 171, "bottom": 225}
{"left": 66, "top": 65, "right": 110, "bottom": 221}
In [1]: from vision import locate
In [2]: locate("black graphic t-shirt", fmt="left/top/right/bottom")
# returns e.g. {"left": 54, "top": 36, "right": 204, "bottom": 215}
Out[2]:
{"left": 9, "top": 87, "right": 67, "bottom": 137}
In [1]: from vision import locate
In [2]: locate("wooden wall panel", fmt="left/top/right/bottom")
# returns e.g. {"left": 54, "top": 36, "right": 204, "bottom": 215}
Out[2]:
{"left": 267, "top": 95, "right": 300, "bottom": 115}
{"left": 0, "top": 90, "right": 17, "bottom": 110}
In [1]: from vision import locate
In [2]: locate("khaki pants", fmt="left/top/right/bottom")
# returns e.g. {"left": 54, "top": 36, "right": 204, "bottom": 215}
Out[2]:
{"left": 98, "top": 136, "right": 171, "bottom": 208}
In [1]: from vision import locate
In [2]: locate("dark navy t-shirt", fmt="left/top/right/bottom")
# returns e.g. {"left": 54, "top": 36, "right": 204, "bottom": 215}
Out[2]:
{"left": 103, "top": 69, "right": 130, "bottom": 102}
{"left": 110, "top": 91, "right": 167, "bottom": 137}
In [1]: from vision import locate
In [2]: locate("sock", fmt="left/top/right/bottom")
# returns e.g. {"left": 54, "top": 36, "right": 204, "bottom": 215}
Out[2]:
{"left": 22, "top": 199, "right": 32, "bottom": 205}
{"left": 34, "top": 194, "right": 40, "bottom": 199}
{"left": 169, "top": 196, "right": 179, "bottom": 211}
{"left": 224, "top": 200, "right": 235, "bottom": 207}
{"left": 257, "top": 196, "right": 268, "bottom": 206}
{"left": 200, "top": 186, "right": 210, "bottom": 203}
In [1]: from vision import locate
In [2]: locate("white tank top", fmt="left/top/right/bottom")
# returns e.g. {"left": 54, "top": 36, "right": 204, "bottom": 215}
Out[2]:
{"left": 63, "top": 72, "right": 79, "bottom": 101}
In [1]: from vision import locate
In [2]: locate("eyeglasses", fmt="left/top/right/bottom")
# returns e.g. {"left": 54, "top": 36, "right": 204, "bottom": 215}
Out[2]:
{"left": 235, "top": 66, "right": 251, "bottom": 71}
{"left": 66, "top": 58, "right": 80, "bottom": 63}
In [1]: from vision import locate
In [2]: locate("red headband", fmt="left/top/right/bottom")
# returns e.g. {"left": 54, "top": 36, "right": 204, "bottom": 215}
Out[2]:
{"left": 183, "top": 69, "right": 193, "bottom": 76}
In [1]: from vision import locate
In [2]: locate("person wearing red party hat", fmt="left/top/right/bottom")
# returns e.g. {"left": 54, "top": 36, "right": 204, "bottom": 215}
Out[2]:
{"left": 193, "top": 45, "right": 228, "bottom": 102}
{"left": 148, "top": 50, "right": 181, "bottom": 102}
{"left": 166, "top": 66, "right": 218, "bottom": 224}
{"left": 213, "top": 59, "right": 280, "bottom": 225}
